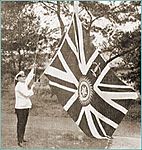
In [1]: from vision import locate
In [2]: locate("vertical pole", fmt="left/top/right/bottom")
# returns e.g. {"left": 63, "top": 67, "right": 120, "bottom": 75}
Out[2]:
{"left": 74, "top": 1, "right": 79, "bottom": 15}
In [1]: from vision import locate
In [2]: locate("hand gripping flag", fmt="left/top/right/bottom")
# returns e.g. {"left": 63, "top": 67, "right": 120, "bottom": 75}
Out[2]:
{"left": 44, "top": 13, "right": 138, "bottom": 139}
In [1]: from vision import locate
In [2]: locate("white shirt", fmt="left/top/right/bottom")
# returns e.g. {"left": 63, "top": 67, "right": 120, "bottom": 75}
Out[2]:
{"left": 15, "top": 68, "right": 34, "bottom": 109}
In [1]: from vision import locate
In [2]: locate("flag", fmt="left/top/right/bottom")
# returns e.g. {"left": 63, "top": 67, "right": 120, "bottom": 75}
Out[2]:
{"left": 44, "top": 13, "right": 138, "bottom": 139}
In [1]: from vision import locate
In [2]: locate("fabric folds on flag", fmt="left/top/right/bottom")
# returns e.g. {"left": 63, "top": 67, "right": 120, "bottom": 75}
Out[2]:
{"left": 44, "top": 13, "right": 138, "bottom": 139}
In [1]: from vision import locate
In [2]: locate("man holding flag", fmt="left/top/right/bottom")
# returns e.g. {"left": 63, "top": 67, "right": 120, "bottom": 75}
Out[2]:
{"left": 14, "top": 63, "right": 37, "bottom": 147}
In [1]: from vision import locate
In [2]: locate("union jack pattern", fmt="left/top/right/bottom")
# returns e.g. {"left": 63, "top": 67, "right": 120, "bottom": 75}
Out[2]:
{"left": 44, "top": 13, "right": 138, "bottom": 139}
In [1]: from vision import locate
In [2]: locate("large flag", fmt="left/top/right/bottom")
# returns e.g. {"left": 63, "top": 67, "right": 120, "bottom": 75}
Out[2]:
{"left": 44, "top": 13, "right": 138, "bottom": 139}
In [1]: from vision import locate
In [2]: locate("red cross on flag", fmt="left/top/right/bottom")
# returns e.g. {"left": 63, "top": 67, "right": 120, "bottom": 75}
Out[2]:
{"left": 44, "top": 12, "right": 138, "bottom": 139}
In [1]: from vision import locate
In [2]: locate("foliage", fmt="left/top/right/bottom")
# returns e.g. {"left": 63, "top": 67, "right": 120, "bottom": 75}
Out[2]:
{"left": 119, "top": 29, "right": 140, "bottom": 91}
{"left": 79, "top": 1, "right": 140, "bottom": 92}
{"left": 2, "top": 1, "right": 40, "bottom": 78}
{"left": 2, "top": 1, "right": 140, "bottom": 93}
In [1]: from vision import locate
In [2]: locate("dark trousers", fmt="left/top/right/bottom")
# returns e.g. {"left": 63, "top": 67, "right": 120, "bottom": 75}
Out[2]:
{"left": 15, "top": 108, "right": 29, "bottom": 143}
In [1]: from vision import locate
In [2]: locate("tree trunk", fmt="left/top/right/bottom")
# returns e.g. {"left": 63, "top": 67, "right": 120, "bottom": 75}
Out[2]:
{"left": 57, "top": 2, "right": 64, "bottom": 34}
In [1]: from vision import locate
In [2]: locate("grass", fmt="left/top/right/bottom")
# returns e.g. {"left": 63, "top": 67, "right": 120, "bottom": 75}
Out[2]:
{"left": 2, "top": 82, "right": 141, "bottom": 121}
{"left": 1, "top": 82, "right": 140, "bottom": 148}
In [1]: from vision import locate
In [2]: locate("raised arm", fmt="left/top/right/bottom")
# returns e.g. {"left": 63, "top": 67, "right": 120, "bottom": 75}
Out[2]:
{"left": 17, "top": 88, "right": 34, "bottom": 98}
{"left": 16, "top": 84, "right": 34, "bottom": 98}
{"left": 25, "top": 65, "right": 36, "bottom": 86}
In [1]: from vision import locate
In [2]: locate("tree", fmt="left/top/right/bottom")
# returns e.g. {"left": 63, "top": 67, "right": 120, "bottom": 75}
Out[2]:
{"left": 2, "top": 1, "right": 140, "bottom": 93}
{"left": 2, "top": 1, "right": 40, "bottom": 81}
{"left": 79, "top": 1, "right": 140, "bottom": 92}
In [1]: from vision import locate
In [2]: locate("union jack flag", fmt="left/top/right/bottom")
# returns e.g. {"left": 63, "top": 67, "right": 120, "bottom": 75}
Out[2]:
{"left": 44, "top": 13, "right": 138, "bottom": 139}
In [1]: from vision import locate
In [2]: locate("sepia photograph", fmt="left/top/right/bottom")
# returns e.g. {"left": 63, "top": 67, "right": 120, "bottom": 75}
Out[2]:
{"left": 1, "top": 1, "right": 141, "bottom": 149}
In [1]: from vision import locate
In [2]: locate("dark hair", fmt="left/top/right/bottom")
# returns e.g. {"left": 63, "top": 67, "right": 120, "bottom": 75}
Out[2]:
{"left": 17, "top": 75, "right": 22, "bottom": 78}
{"left": 14, "top": 75, "right": 21, "bottom": 86}
{"left": 14, "top": 79, "right": 18, "bottom": 86}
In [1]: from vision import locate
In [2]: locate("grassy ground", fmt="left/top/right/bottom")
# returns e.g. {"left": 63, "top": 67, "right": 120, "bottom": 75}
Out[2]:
{"left": 2, "top": 113, "right": 110, "bottom": 149}
{"left": 1, "top": 83, "right": 141, "bottom": 148}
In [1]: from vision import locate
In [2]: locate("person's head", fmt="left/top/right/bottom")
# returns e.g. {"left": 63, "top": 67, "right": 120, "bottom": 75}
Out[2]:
{"left": 15, "top": 71, "right": 26, "bottom": 84}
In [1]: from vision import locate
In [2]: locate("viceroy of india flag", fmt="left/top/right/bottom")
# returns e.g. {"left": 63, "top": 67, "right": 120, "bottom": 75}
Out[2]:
{"left": 43, "top": 12, "right": 138, "bottom": 139}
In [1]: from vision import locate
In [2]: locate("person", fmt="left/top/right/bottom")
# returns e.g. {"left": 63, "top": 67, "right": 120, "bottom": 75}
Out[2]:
{"left": 14, "top": 64, "right": 36, "bottom": 147}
